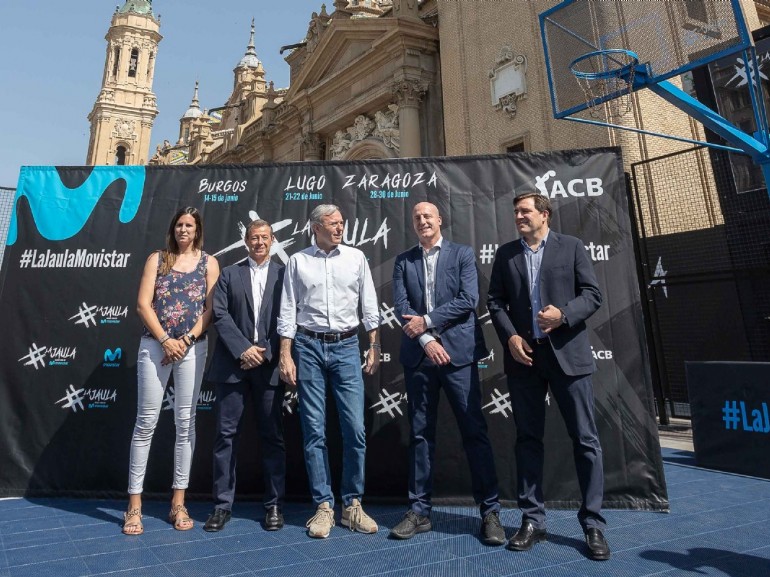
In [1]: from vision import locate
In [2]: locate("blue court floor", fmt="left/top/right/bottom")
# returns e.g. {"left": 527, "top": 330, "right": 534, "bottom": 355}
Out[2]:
{"left": 1, "top": 447, "right": 769, "bottom": 577}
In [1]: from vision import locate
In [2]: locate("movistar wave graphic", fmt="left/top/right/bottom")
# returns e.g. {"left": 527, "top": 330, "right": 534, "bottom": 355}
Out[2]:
{"left": 8, "top": 166, "right": 145, "bottom": 245}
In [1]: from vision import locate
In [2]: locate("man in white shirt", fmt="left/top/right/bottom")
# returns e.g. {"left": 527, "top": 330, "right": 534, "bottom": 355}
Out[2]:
{"left": 278, "top": 204, "right": 381, "bottom": 539}
{"left": 205, "top": 220, "right": 286, "bottom": 533}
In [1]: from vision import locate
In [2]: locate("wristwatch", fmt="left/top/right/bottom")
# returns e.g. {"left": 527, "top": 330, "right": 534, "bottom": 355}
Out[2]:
{"left": 559, "top": 310, "right": 568, "bottom": 326}
{"left": 186, "top": 332, "right": 197, "bottom": 345}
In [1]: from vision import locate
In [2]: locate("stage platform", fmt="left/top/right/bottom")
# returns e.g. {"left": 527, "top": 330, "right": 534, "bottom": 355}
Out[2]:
{"left": 1, "top": 446, "right": 769, "bottom": 577}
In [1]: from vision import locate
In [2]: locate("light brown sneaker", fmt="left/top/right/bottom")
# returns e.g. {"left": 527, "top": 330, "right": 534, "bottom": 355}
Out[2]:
{"left": 306, "top": 502, "right": 335, "bottom": 538}
{"left": 341, "top": 499, "right": 378, "bottom": 534}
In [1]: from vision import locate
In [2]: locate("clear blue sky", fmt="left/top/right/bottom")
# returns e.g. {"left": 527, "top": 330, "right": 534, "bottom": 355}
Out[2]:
{"left": 0, "top": 0, "right": 327, "bottom": 187}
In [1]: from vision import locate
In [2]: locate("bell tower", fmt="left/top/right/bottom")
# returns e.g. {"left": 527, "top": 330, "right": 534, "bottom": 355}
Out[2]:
{"left": 86, "top": 0, "right": 161, "bottom": 166}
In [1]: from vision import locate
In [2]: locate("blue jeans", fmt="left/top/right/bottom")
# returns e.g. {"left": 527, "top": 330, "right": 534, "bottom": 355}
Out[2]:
{"left": 294, "top": 331, "right": 366, "bottom": 508}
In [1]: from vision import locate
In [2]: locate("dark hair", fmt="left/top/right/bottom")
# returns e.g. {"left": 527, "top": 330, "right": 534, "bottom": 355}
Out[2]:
{"left": 160, "top": 207, "right": 203, "bottom": 275}
{"left": 244, "top": 219, "right": 273, "bottom": 238}
{"left": 514, "top": 192, "right": 552, "bottom": 222}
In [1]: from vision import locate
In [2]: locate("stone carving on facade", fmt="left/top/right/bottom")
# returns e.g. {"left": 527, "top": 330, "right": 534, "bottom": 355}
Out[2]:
{"left": 98, "top": 89, "right": 115, "bottom": 103}
{"left": 498, "top": 94, "right": 521, "bottom": 117}
{"left": 495, "top": 45, "right": 514, "bottom": 66}
{"left": 143, "top": 94, "right": 157, "bottom": 108}
{"left": 490, "top": 46, "right": 527, "bottom": 119}
{"left": 392, "top": 79, "right": 429, "bottom": 108}
{"left": 150, "top": 144, "right": 163, "bottom": 164}
{"left": 305, "top": 5, "right": 331, "bottom": 52}
{"left": 349, "top": 115, "right": 375, "bottom": 141}
{"left": 393, "top": 0, "right": 419, "bottom": 18}
{"left": 330, "top": 105, "right": 401, "bottom": 159}
{"left": 330, "top": 130, "right": 353, "bottom": 159}
{"left": 349, "top": 0, "right": 390, "bottom": 19}
{"left": 300, "top": 130, "right": 323, "bottom": 158}
{"left": 150, "top": 142, "right": 187, "bottom": 166}
{"left": 114, "top": 118, "right": 136, "bottom": 139}
{"left": 372, "top": 104, "right": 400, "bottom": 152}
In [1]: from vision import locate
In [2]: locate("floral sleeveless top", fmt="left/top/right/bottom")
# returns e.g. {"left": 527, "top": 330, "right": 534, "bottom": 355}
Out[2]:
{"left": 142, "top": 251, "right": 208, "bottom": 339}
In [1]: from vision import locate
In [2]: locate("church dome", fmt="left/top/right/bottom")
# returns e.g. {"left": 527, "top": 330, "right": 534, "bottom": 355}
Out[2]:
{"left": 117, "top": 0, "right": 154, "bottom": 16}
{"left": 237, "top": 20, "right": 261, "bottom": 69}
{"left": 182, "top": 81, "right": 203, "bottom": 119}
{"left": 238, "top": 53, "right": 261, "bottom": 69}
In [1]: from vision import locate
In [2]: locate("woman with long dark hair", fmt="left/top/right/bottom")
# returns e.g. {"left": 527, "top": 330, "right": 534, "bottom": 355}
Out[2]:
{"left": 122, "top": 207, "right": 220, "bottom": 535}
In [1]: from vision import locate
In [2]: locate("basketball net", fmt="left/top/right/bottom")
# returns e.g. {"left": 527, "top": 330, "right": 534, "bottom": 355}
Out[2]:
{"left": 572, "top": 52, "right": 637, "bottom": 120}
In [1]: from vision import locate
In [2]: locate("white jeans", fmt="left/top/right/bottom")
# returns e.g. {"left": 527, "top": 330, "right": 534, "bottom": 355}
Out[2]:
{"left": 128, "top": 336, "right": 207, "bottom": 494}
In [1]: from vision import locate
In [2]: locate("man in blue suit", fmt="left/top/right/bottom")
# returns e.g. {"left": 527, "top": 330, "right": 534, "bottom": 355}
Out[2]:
{"left": 487, "top": 192, "right": 609, "bottom": 560}
{"left": 390, "top": 202, "right": 504, "bottom": 545}
{"left": 204, "top": 220, "right": 286, "bottom": 533}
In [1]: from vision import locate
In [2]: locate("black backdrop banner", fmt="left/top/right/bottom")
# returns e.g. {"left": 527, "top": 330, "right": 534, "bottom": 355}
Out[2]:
{"left": 0, "top": 150, "right": 668, "bottom": 510}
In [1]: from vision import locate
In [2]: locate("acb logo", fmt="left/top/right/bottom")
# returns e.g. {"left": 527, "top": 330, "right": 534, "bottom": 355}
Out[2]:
{"left": 535, "top": 170, "right": 603, "bottom": 198}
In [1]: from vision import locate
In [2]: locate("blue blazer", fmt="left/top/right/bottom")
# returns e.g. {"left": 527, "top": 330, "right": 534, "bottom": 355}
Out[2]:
{"left": 487, "top": 231, "right": 602, "bottom": 377}
{"left": 393, "top": 240, "right": 486, "bottom": 368}
{"left": 206, "top": 259, "right": 285, "bottom": 385}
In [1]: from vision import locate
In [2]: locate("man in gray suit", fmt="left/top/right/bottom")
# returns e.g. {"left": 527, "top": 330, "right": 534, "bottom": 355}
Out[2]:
{"left": 487, "top": 192, "right": 609, "bottom": 560}
{"left": 204, "top": 220, "right": 286, "bottom": 533}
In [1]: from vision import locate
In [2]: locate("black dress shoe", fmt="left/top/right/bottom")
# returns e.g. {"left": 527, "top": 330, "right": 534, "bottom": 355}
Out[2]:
{"left": 584, "top": 528, "right": 611, "bottom": 560}
{"left": 389, "top": 510, "right": 432, "bottom": 539}
{"left": 506, "top": 520, "right": 547, "bottom": 551}
{"left": 481, "top": 511, "right": 505, "bottom": 546}
{"left": 264, "top": 505, "right": 284, "bottom": 531}
{"left": 204, "top": 508, "right": 232, "bottom": 532}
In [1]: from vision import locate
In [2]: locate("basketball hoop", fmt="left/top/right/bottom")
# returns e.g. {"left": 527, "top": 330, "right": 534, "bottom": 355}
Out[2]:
{"left": 569, "top": 49, "right": 640, "bottom": 119}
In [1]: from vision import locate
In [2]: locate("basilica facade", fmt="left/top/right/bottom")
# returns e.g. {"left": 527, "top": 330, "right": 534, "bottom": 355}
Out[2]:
{"left": 92, "top": 0, "right": 767, "bottom": 243}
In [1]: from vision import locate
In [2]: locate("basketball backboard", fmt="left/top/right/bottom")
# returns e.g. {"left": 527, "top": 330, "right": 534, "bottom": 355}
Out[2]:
{"left": 540, "top": 0, "right": 753, "bottom": 119}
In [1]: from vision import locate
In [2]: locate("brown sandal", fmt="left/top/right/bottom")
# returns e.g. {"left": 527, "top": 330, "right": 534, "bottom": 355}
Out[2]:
{"left": 169, "top": 504, "right": 194, "bottom": 531}
{"left": 122, "top": 507, "right": 144, "bottom": 535}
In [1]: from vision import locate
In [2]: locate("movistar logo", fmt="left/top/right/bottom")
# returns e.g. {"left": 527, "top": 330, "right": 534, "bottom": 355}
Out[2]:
{"left": 8, "top": 166, "right": 145, "bottom": 245}
{"left": 103, "top": 348, "right": 122, "bottom": 366}
{"left": 104, "top": 348, "right": 122, "bottom": 362}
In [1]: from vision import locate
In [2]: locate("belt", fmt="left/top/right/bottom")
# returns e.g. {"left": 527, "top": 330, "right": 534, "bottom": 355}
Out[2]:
{"left": 297, "top": 326, "right": 357, "bottom": 343}
{"left": 533, "top": 337, "right": 550, "bottom": 345}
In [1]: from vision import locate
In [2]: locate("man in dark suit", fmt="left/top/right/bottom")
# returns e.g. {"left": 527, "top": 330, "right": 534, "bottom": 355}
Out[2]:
{"left": 203, "top": 219, "right": 286, "bottom": 533}
{"left": 390, "top": 202, "right": 504, "bottom": 545}
{"left": 487, "top": 192, "right": 609, "bottom": 560}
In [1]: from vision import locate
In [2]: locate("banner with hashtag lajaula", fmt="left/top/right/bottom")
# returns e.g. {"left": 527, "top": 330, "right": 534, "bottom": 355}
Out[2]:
{"left": 0, "top": 150, "right": 668, "bottom": 509}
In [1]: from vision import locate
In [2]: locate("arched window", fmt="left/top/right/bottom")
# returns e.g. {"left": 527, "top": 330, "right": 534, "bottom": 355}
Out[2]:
{"left": 112, "top": 47, "right": 121, "bottom": 78}
{"left": 146, "top": 51, "right": 154, "bottom": 80}
{"left": 128, "top": 48, "right": 139, "bottom": 78}
{"left": 115, "top": 146, "right": 127, "bottom": 165}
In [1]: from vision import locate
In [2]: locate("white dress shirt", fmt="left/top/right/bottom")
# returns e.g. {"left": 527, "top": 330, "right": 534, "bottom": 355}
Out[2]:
{"left": 248, "top": 256, "right": 270, "bottom": 342}
{"left": 277, "top": 243, "right": 380, "bottom": 338}
{"left": 418, "top": 237, "right": 443, "bottom": 348}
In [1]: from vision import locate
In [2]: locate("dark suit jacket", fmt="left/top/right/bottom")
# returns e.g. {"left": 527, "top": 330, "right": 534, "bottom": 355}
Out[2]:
{"left": 487, "top": 231, "right": 601, "bottom": 377}
{"left": 206, "top": 259, "right": 285, "bottom": 385}
{"left": 393, "top": 240, "right": 486, "bottom": 368}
